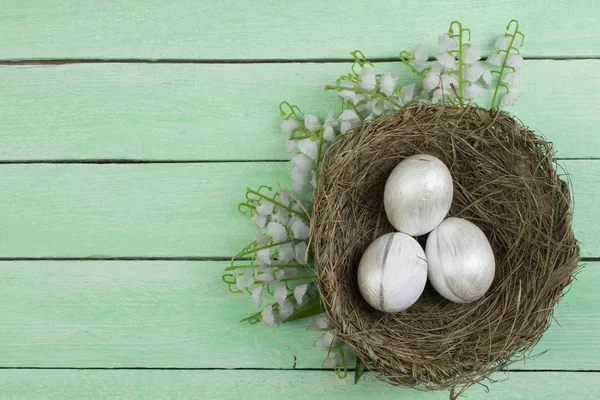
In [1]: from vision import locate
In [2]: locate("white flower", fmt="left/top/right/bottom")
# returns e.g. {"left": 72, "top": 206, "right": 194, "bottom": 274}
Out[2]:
{"left": 370, "top": 98, "right": 385, "bottom": 116}
{"left": 481, "top": 69, "right": 493, "bottom": 85}
{"left": 379, "top": 72, "right": 398, "bottom": 96}
{"left": 359, "top": 68, "right": 377, "bottom": 91}
{"left": 338, "top": 109, "right": 360, "bottom": 134}
{"left": 285, "top": 139, "right": 298, "bottom": 153}
{"left": 308, "top": 314, "right": 330, "bottom": 330}
{"left": 298, "top": 138, "right": 319, "bottom": 160}
{"left": 463, "top": 63, "right": 485, "bottom": 82}
{"left": 281, "top": 117, "right": 300, "bottom": 135}
{"left": 278, "top": 299, "right": 295, "bottom": 321}
{"left": 256, "top": 200, "right": 274, "bottom": 216}
{"left": 412, "top": 44, "right": 428, "bottom": 64}
{"left": 310, "top": 170, "right": 317, "bottom": 188}
{"left": 254, "top": 231, "right": 268, "bottom": 246}
{"left": 438, "top": 33, "right": 458, "bottom": 51}
{"left": 322, "top": 353, "right": 341, "bottom": 369}
{"left": 435, "top": 52, "right": 457, "bottom": 70}
{"left": 440, "top": 73, "right": 458, "bottom": 90}
{"left": 274, "top": 285, "right": 288, "bottom": 306}
{"left": 431, "top": 88, "right": 444, "bottom": 103}
{"left": 291, "top": 153, "right": 316, "bottom": 172}
{"left": 324, "top": 110, "right": 338, "bottom": 127}
{"left": 424, "top": 71, "right": 441, "bottom": 91}
{"left": 267, "top": 221, "right": 287, "bottom": 242}
{"left": 272, "top": 210, "right": 290, "bottom": 225}
{"left": 400, "top": 83, "right": 417, "bottom": 104}
{"left": 487, "top": 52, "right": 504, "bottom": 67}
{"left": 313, "top": 331, "right": 338, "bottom": 350}
{"left": 495, "top": 35, "right": 512, "bottom": 51}
{"left": 502, "top": 72, "right": 521, "bottom": 87}
{"left": 323, "top": 125, "right": 336, "bottom": 142}
{"left": 507, "top": 54, "right": 525, "bottom": 69}
{"left": 251, "top": 285, "right": 264, "bottom": 307}
{"left": 500, "top": 91, "right": 521, "bottom": 107}
{"left": 338, "top": 79, "right": 357, "bottom": 101}
{"left": 291, "top": 219, "right": 310, "bottom": 240}
{"left": 291, "top": 166, "right": 311, "bottom": 186}
{"left": 275, "top": 189, "right": 291, "bottom": 207}
{"left": 464, "top": 83, "right": 485, "bottom": 99}
{"left": 292, "top": 181, "right": 311, "bottom": 195}
{"left": 262, "top": 304, "right": 280, "bottom": 327}
{"left": 251, "top": 213, "right": 266, "bottom": 228}
{"left": 236, "top": 268, "right": 254, "bottom": 291}
{"left": 294, "top": 284, "right": 309, "bottom": 305}
{"left": 304, "top": 114, "right": 320, "bottom": 131}
{"left": 463, "top": 45, "right": 481, "bottom": 64}
{"left": 255, "top": 248, "right": 272, "bottom": 266}
{"left": 294, "top": 241, "right": 308, "bottom": 265}
{"left": 277, "top": 242, "right": 295, "bottom": 263}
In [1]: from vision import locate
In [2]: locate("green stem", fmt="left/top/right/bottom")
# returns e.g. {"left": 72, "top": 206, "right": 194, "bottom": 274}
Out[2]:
{"left": 490, "top": 21, "right": 520, "bottom": 108}
{"left": 225, "top": 263, "right": 313, "bottom": 271}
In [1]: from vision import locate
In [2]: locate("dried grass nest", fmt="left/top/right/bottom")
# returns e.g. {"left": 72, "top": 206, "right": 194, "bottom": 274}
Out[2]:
{"left": 311, "top": 104, "right": 580, "bottom": 394}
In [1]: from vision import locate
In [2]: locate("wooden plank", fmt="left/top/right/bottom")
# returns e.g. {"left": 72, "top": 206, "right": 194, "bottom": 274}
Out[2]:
{"left": 0, "top": 261, "right": 596, "bottom": 370}
{"left": 1, "top": 60, "right": 599, "bottom": 161}
{"left": 0, "top": 160, "right": 596, "bottom": 258}
{"left": 0, "top": 1, "right": 598, "bottom": 60}
{"left": 0, "top": 370, "right": 598, "bottom": 399}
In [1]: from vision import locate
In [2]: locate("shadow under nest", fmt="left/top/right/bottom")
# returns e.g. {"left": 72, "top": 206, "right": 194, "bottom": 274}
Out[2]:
{"left": 310, "top": 104, "right": 580, "bottom": 394}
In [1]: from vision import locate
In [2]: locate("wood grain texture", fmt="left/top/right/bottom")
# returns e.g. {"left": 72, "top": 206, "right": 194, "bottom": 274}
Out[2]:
{"left": 1, "top": 370, "right": 598, "bottom": 400}
{"left": 1, "top": 1, "right": 599, "bottom": 60}
{"left": 0, "top": 160, "right": 596, "bottom": 258}
{"left": 0, "top": 261, "right": 596, "bottom": 370}
{"left": 1, "top": 60, "right": 599, "bottom": 161}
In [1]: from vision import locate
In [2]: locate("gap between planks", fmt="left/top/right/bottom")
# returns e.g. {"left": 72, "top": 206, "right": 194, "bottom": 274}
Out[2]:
{"left": 1, "top": 56, "right": 599, "bottom": 66}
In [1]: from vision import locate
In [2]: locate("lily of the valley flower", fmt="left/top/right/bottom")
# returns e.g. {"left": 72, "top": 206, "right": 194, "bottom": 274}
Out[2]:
{"left": 291, "top": 218, "right": 310, "bottom": 240}
{"left": 506, "top": 54, "right": 525, "bottom": 69}
{"left": 438, "top": 33, "right": 458, "bottom": 51}
{"left": 412, "top": 44, "right": 428, "bottom": 65}
{"left": 435, "top": 52, "right": 457, "bottom": 70}
{"left": 294, "top": 284, "right": 309, "bottom": 305}
{"left": 502, "top": 72, "right": 522, "bottom": 87}
{"left": 359, "top": 68, "right": 377, "bottom": 91}
{"left": 379, "top": 72, "right": 399, "bottom": 96}
{"left": 308, "top": 314, "right": 330, "bottom": 330}
{"left": 495, "top": 35, "right": 512, "bottom": 51}
{"left": 487, "top": 53, "right": 504, "bottom": 67}
{"left": 294, "top": 241, "right": 308, "bottom": 265}
{"left": 322, "top": 353, "right": 342, "bottom": 369}
{"left": 464, "top": 83, "right": 485, "bottom": 99}
{"left": 262, "top": 304, "right": 280, "bottom": 327}
{"left": 236, "top": 268, "right": 254, "bottom": 291}
{"left": 338, "top": 109, "right": 360, "bottom": 134}
{"left": 277, "top": 242, "right": 294, "bottom": 262}
{"left": 251, "top": 285, "right": 264, "bottom": 306}
{"left": 304, "top": 114, "right": 321, "bottom": 131}
{"left": 314, "top": 331, "right": 339, "bottom": 350}
{"left": 463, "top": 45, "right": 481, "bottom": 64}
{"left": 501, "top": 91, "right": 521, "bottom": 106}
{"left": 297, "top": 138, "right": 320, "bottom": 160}
{"left": 281, "top": 117, "right": 300, "bottom": 135}
{"left": 267, "top": 221, "right": 287, "bottom": 242}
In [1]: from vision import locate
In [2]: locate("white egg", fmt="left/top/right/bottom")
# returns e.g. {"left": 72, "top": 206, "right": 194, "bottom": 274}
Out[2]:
{"left": 357, "top": 232, "right": 428, "bottom": 312}
{"left": 384, "top": 154, "right": 453, "bottom": 236}
{"left": 426, "top": 217, "right": 495, "bottom": 303}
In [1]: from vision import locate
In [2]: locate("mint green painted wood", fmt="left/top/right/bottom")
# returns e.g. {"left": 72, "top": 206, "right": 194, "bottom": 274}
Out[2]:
{"left": 1, "top": 370, "right": 598, "bottom": 399}
{"left": 1, "top": 1, "right": 598, "bottom": 60}
{"left": 0, "top": 261, "right": 596, "bottom": 370}
{"left": 1, "top": 60, "right": 599, "bottom": 160}
{"left": 0, "top": 160, "right": 596, "bottom": 258}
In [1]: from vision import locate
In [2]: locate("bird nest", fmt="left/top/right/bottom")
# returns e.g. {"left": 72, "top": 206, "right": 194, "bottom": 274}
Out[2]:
{"left": 310, "top": 104, "right": 580, "bottom": 394}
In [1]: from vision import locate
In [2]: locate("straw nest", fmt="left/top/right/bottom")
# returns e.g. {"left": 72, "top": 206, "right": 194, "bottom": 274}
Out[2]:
{"left": 310, "top": 104, "right": 580, "bottom": 394}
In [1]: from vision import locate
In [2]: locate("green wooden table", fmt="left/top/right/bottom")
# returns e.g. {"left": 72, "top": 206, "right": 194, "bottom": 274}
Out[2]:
{"left": 1, "top": 1, "right": 598, "bottom": 398}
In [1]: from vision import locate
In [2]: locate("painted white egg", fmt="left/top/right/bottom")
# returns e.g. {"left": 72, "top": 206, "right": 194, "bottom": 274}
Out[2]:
{"left": 384, "top": 154, "right": 453, "bottom": 236}
{"left": 357, "top": 232, "right": 428, "bottom": 312}
{"left": 426, "top": 217, "right": 495, "bottom": 303}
